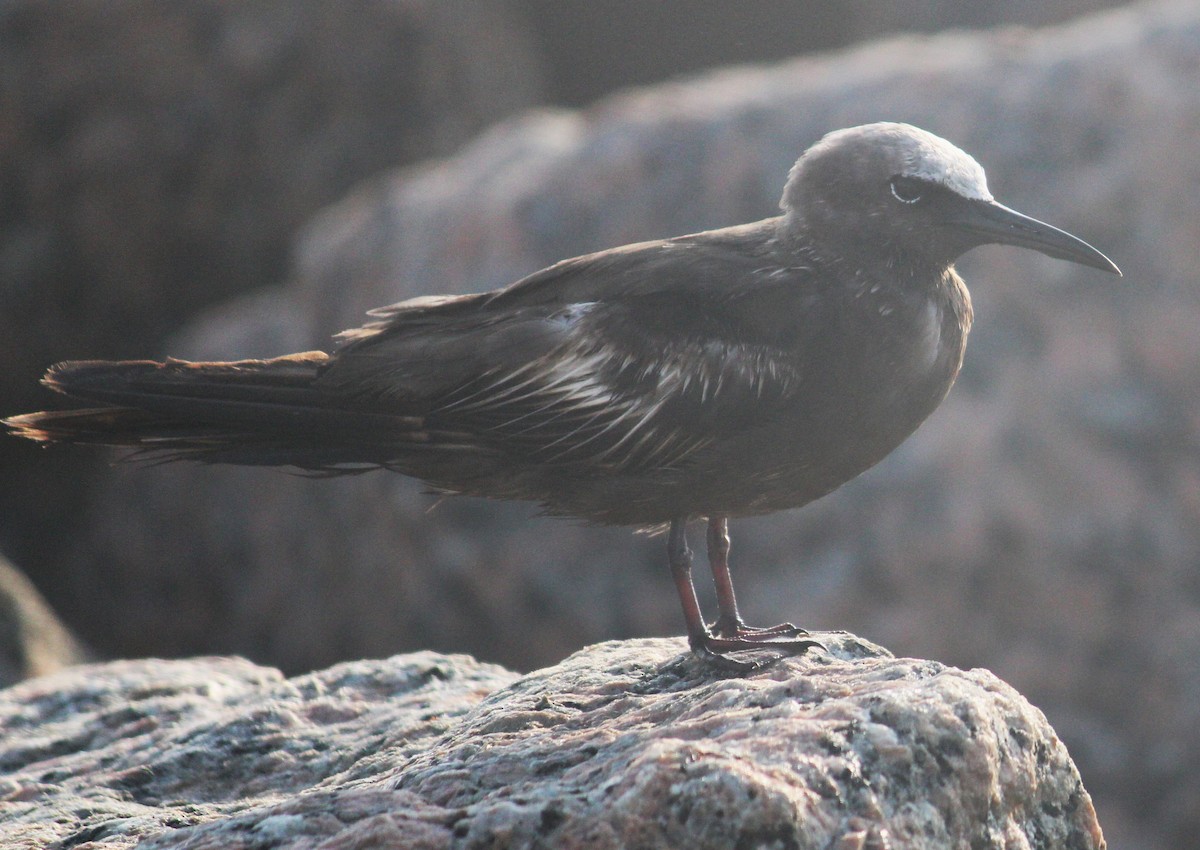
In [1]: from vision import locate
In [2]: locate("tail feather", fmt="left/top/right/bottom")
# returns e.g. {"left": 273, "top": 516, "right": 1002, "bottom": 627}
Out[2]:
{"left": 3, "top": 352, "right": 460, "bottom": 471}
{"left": 40, "top": 352, "right": 329, "bottom": 405}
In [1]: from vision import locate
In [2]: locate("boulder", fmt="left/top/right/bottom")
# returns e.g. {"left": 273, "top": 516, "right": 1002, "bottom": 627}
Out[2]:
{"left": 0, "top": 554, "right": 87, "bottom": 688}
{"left": 512, "top": 0, "right": 1126, "bottom": 106}
{"left": 0, "top": 635, "right": 1103, "bottom": 849}
{"left": 0, "top": 0, "right": 544, "bottom": 579}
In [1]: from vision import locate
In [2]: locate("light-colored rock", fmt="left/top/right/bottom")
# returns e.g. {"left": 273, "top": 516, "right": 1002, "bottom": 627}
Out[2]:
{"left": 0, "top": 636, "right": 1103, "bottom": 849}
{"left": 0, "top": 555, "right": 88, "bottom": 687}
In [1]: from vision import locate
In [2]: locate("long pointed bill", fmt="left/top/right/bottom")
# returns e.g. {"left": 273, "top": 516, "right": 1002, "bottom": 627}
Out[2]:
{"left": 957, "top": 199, "right": 1121, "bottom": 275}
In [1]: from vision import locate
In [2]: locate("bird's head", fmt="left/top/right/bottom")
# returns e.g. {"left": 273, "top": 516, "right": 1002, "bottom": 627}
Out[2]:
{"left": 780, "top": 122, "right": 1119, "bottom": 276}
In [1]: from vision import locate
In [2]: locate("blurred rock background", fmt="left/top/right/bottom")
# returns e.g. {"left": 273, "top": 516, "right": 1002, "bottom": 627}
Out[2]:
{"left": 1, "top": 1, "right": 1193, "bottom": 848}
{"left": 0, "top": 0, "right": 545, "bottom": 598}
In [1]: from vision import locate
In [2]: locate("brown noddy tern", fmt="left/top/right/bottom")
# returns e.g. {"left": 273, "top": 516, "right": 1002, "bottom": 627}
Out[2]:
{"left": 5, "top": 122, "right": 1121, "bottom": 671}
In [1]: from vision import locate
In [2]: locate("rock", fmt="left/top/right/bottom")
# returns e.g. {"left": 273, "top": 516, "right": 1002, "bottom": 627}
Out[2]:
{"left": 0, "top": 635, "right": 1104, "bottom": 849}
{"left": 514, "top": 0, "right": 1126, "bottom": 106}
{"left": 0, "top": 0, "right": 544, "bottom": 583}
{"left": 0, "top": 554, "right": 88, "bottom": 687}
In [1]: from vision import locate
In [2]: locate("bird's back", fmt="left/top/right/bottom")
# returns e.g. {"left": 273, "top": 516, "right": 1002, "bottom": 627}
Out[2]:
{"left": 311, "top": 219, "right": 972, "bottom": 525}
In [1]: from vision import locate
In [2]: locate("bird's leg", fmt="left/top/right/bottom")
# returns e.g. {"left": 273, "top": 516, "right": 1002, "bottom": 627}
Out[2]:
{"left": 705, "top": 516, "right": 815, "bottom": 644}
{"left": 706, "top": 515, "right": 747, "bottom": 637}
{"left": 668, "top": 519, "right": 755, "bottom": 672}
{"left": 667, "top": 519, "right": 714, "bottom": 651}
{"left": 669, "top": 518, "right": 821, "bottom": 670}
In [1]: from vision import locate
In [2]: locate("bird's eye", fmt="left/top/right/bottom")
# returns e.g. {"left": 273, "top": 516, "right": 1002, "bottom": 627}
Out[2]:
{"left": 889, "top": 176, "right": 924, "bottom": 204}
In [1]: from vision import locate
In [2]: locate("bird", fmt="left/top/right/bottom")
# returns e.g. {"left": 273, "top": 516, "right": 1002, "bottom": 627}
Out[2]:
{"left": 5, "top": 122, "right": 1120, "bottom": 670}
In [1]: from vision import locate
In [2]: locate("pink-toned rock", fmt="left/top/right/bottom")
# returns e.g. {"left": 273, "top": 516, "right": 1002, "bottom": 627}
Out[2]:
{"left": 0, "top": 635, "right": 1103, "bottom": 849}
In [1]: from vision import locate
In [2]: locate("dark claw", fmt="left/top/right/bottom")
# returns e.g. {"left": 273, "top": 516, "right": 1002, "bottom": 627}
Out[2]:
{"left": 691, "top": 630, "right": 825, "bottom": 673}
{"left": 690, "top": 643, "right": 765, "bottom": 674}
{"left": 704, "top": 634, "right": 825, "bottom": 654}
{"left": 711, "top": 618, "right": 810, "bottom": 640}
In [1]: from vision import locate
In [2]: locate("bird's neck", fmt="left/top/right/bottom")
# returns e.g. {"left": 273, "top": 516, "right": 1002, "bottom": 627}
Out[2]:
{"left": 776, "top": 214, "right": 965, "bottom": 302}
{"left": 777, "top": 213, "right": 974, "bottom": 391}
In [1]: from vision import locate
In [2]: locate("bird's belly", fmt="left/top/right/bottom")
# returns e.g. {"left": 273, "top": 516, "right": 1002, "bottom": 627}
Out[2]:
{"left": 678, "top": 306, "right": 964, "bottom": 518}
{"left": 554, "top": 375, "right": 954, "bottom": 526}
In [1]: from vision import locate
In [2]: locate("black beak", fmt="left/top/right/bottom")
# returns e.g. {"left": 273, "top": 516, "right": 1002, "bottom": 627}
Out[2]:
{"left": 954, "top": 199, "right": 1121, "bottom": 275}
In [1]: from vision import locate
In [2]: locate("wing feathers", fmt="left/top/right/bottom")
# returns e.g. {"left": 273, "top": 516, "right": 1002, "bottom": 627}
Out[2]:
{"left": 408, "top": 309, "right": 803, "bottom": 472}
{"left": 12, "top": 222, "right": 813, "bottom": 487}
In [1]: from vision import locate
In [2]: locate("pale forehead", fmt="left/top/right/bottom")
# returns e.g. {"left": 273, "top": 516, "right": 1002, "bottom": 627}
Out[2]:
{"left": 819, "top": 123, "right": 992, "bottom": 201}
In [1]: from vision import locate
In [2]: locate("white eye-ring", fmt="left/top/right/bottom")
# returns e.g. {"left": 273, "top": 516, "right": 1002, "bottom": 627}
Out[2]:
{"left": 890, "top": 176, "right": 924, "bottom": 204}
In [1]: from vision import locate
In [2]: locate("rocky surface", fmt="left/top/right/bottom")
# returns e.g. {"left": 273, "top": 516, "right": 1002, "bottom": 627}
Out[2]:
{"left": 0, "top": 636, "right": 1103, "bottom": 849}
{"left": 8, "top": 3, "right": 1199, "bottom": 848}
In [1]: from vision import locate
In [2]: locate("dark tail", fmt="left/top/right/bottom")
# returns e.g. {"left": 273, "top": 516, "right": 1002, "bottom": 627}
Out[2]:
{"left": 4, "top": 352, "right": 427, "bottom": 471}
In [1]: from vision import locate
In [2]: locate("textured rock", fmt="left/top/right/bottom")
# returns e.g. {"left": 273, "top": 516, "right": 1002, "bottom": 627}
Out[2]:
{"left": 0, "top": 555, "right": 87, "bottom": 687}
{"left": 0, "top": 636, "right": 1103, "bottom": 849}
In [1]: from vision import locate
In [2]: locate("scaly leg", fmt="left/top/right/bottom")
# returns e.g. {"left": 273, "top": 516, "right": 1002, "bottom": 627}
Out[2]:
{"left": 668, "top": 518, "right": 820, "bottom": 671}
{"left": 706, "top": 516, "right": 810, "bottom": 641}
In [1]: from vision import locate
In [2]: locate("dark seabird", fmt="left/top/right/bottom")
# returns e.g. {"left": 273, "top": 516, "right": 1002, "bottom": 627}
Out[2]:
{"left": 5, "top": 123, "right": 1120, "bottom": 669}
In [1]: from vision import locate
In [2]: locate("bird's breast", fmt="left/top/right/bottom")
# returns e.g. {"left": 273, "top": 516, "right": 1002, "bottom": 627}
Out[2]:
{"left": 911, "top": 297, "right": 946, "bottom": 374}
{"left": 855, "top": 275, "right": 970, "bottom": 421}
{"left": 750, "top": 273, "right": 970, "bottom": 506}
